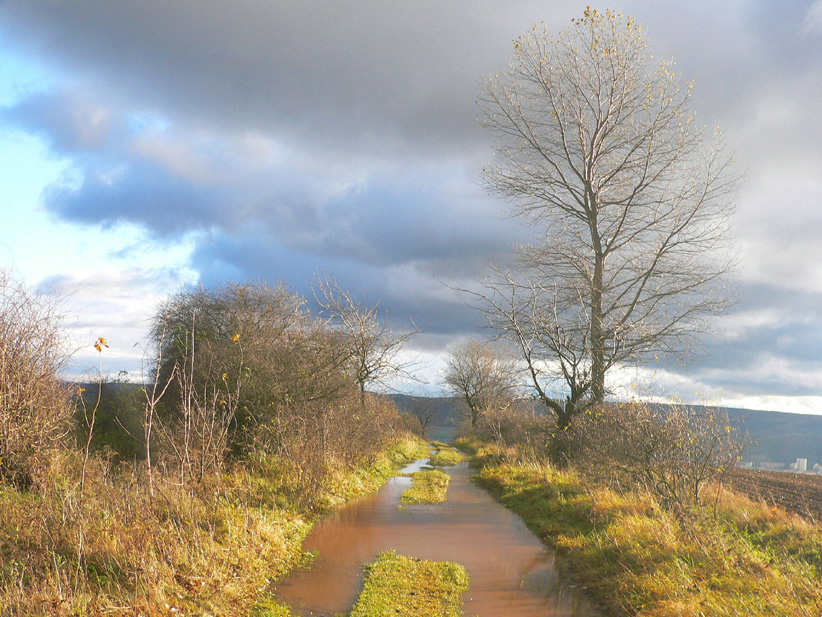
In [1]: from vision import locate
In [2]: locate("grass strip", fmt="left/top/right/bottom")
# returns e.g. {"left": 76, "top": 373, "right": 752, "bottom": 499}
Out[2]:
{"left": 401, "top": 469, "right": 451, "bottom": 505}
{"left": 427, "top": 447, "right": 462, "bottom": 468}
{"left": 349, "top": 551, "right": 469, "bottom": 617}
{"left": 464, "top": 441, "right": 822, "bottom": 617}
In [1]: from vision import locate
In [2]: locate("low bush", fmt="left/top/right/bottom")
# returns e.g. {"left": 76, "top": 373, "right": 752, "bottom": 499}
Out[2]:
{"left": 0, "top": 272, "right": 73, "bottom": 489}
{"left": 462, "top": 405, "right": 554, "bottom": 461}
{"left": 569, "top": 402, "right": 746, "bottom": 516}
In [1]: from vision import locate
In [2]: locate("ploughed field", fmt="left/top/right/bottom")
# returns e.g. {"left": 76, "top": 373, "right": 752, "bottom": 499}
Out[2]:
{"left": 729, "top": 468, "right": 822, "bottom": 521}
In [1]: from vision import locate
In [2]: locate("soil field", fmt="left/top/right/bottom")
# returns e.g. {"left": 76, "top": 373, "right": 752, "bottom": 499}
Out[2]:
{"left": 729, "top": 468, "right": 822, "bottom": 522}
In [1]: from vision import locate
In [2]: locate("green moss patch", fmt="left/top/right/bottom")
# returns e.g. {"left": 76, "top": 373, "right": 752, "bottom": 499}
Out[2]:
{"left": 427, "top": 447, "right": 462, "bottom": 468}
{"left": 400, "top": 469, "right": 451, "bottom": 505}
{"left": 349, "top": 551, "right": 469, "bottom": 617}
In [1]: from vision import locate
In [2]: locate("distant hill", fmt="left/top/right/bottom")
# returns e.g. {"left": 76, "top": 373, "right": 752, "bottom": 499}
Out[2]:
{"left": 387, "top": 394, "right": 461, "bottom": 442}
{"left": 387, "top": 394, "right": 822, "bottom": 469}
{"left": 726, "top": 407, "right": 822, "bottom": 468}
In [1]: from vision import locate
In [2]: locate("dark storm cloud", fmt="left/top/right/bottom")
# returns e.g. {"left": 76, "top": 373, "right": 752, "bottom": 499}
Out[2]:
{"left": 0, "top": 0, "right": 538, "bottom": 282}
{"left": 0, "top": 1, "right": 568, "bottom": 155}
{"left": 189, "top": 227, "right": 486, "bottom": 336}
{"left": 41, "top": 160, "right": 226, "bottom": 235}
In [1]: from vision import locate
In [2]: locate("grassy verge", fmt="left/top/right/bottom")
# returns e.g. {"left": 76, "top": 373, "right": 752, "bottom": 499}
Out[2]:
{"left": 327, "top": 437, "right": 431, "bottom": 507}
{"left": 464, "top": 441, "right": 822, "bottom": 617}
{"left": 0, "top": 436, "right": 428, "bottom": 616}
{"left": 349, "top": 551, "right": 469, "bottom": 617}
{"left": 427, "top": 446, "right": 462, "bottom": 468}
{"left": 401, "top": 469, "right": 451, "bottom": 505}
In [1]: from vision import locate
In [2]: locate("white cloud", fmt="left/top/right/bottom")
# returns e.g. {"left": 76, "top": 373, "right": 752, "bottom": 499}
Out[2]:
{"left": 52, "top": 265, "right": 196, "bottom": 378}
{"left": 802, "top": 0, "right": 822, "bottom": 36}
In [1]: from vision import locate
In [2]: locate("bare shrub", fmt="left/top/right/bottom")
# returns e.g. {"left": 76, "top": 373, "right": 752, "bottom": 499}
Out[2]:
{"left": 248, "top": 389, "right": 404, "bottom": 505}
{"left": 150, "top": 282, "right": 413, "bottom": 496}
{"left": 467, "top": 404, "right": 554, "bottom": 462}
{"left": 570, "top": 402, "right": 747, "bottom": 516}
{"left": 314, "top": 275, "right": 418, "bottom": 401}
{"left": 153, "top": 316, "right": 245, "bottom": 483}
{"left": 0, "top": 272, "right": 73, "bottom": 488}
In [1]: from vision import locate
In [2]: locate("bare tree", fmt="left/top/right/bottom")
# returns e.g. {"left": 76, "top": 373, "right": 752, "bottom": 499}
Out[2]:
{"left": 474, "top": 9, "right": 739, "bottom": 427}
{"left": 408, "top": 397, "right": 439, "bottom": 438}
{"left": 314, "top": 276, "right": 418, "bottom": 402}
{"left": 442, "top": 339, "right": 519, "bottom": 428}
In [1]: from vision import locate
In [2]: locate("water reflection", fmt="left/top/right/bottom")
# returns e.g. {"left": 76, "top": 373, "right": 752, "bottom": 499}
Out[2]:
{"left": 274, "top": 460, "right": 601, "bottom": 616}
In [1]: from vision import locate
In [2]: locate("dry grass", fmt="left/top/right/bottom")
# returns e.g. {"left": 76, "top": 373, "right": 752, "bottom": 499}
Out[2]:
{"left": 0, "top": 437, "right": 427, "bottom": 616}
{"left": 426, "top": 447, "right": 462, "bottom": 468}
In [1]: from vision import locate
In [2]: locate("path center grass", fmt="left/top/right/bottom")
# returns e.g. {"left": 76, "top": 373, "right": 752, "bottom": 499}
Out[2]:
{"left": 427, "top": 446, "right": 462, "bottom": 468}
{"left": 401, "top": 469, "right": 451, "bottom": 505}
{"left": 349, "top": 551, "right": 469, "bottom": 617}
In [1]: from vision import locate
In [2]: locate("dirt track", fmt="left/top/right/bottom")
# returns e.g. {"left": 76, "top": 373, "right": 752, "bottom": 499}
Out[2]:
{"left": 729, "top": 468, "right": 822, "bottom": 522}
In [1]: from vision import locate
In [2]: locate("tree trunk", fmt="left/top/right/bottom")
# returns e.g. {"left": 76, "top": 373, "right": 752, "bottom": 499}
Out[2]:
{"left": 590, "top": 223, "right": 606, "bottom": 405}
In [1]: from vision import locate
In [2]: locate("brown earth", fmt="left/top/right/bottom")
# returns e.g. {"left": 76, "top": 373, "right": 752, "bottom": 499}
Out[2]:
{"left": 728, "top": 468, "right": 822, "bottom": 522}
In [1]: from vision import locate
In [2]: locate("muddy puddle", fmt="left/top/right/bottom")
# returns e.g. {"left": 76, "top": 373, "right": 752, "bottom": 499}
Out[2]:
{"left": 274, "top": 458, "right": 602, "bottom": 616}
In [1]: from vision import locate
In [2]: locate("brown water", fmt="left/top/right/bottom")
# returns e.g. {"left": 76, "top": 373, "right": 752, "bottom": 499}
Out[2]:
{"left": 274, "top": 459, "right": 602, "bottom": 616}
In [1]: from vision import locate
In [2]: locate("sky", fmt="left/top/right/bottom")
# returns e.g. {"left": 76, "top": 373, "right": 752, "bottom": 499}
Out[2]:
{"left": 1, "top": 1, "right": 822, "bottom": 414}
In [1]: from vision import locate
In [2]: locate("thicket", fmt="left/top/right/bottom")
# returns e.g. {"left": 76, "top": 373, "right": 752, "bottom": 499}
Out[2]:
{"left": 0, "top": 273, "right": 73, "bottom": 489}
{"left": 569, "top": 402, "right": 747, "bottom": 516}
{"left": 0, "top": 273, "right": 422, "bottom": 615}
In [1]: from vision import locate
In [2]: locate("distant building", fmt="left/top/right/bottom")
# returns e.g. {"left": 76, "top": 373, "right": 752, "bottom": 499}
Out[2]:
{"left": 791, "top": 458, "right": 808, "bottom": 472}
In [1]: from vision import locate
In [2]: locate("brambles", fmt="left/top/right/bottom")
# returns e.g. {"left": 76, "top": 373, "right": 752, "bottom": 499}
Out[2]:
{"left": 460, "top": 404, "right": 554, "bottom": 462}
{"left": 149, "top": 282, "right": 400, "bottom": 486}
{"left": 0, "top": 271, "right": 73, "bottom": 489}
{"left": 570, "top": 402, "right": 746, "bottom": 516}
